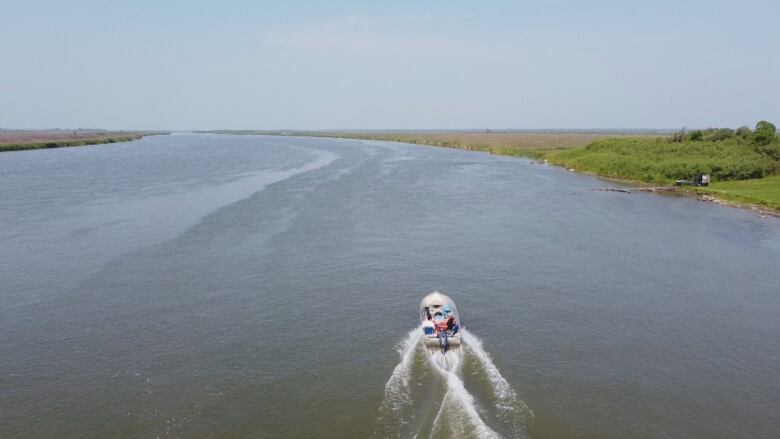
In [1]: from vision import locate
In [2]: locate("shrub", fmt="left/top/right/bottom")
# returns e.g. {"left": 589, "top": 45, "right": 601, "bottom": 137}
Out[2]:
{"left": 756, "top": 143, "right": 780, "bottom": 161}
{"left": 754, "top": 121, "right": 776, "bottom": 146}
{"left": 706, "top": 128, "right": 734, "bottom": 141}
{"left": 736, "top": 126, "right": 752, "bottom": 139}
{"left": 671, "top": 128, "right": 688, "bottom": 143}
{"left": 549, "top": 137, "right": 778, "bottom": 184}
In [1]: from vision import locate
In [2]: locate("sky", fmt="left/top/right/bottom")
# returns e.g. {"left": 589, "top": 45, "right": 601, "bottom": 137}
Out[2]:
{"left": 1, "top": 0, "right": 778, "bottom": 130}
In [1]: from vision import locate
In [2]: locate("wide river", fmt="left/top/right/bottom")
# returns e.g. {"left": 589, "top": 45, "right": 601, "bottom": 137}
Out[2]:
{"left": 1, "top": 134, "right": 779, "bottom": 438}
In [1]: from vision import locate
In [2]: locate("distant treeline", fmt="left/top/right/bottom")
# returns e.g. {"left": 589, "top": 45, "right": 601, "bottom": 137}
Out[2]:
{"left": 672, "top": 121, "right": 778, "bottom": 147}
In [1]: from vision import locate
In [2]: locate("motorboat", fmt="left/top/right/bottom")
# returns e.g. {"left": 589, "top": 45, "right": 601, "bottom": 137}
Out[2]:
{"left": 420, "top": 291, "right": 462, "bottom": 353}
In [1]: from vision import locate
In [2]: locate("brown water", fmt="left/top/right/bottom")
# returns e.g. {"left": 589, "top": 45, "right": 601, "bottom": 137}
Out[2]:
{"left": 1, "top": 134, "right": 779, "bottom": 438}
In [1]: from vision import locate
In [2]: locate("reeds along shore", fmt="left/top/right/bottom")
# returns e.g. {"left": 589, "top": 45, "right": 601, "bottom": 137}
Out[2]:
{"left": 0, "top": 131, "right": 166, "bottom": 152}
{"left": 220, "top": 125, "right": 779, "bottom": 213}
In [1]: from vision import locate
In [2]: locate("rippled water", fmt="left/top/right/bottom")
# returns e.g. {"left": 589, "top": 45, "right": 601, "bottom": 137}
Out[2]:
{"left": 1, "top": 134, "right": 779, "bottom": 438}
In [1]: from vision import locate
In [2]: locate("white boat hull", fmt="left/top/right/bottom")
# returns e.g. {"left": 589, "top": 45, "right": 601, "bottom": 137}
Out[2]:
{"left": 420, "top": 291, "right": 462, "bottom": 351}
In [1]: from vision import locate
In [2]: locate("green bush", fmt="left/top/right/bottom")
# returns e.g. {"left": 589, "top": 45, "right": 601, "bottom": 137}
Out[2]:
{"left": 549, "top": 137, "right": 779, "bottom": 184}
{"left": 705, "top": 128, "right": 734, "bottom": 141}
{"left": 754, "top": 121, "right": 777, "bottom": 146}
{"left": 736, "top": 126, "right": 752, "bottom": 139}
{"left": 756, "top": 143, "right": 780, "bottom": 161}
{"left": 671, "top": 129, "right": 688, "bottom": 143}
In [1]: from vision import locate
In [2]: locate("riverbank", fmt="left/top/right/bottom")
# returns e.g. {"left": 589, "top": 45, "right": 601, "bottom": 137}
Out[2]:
{"left": 695, "top": 175, "right": 780, "bottom": 216}
{"left": 335, "top": 131, "right": 780, "bottom": 216}
{"left": 0, "top": 130, "right": 168, "bottom": 152}
{"left": 200, "top": 129, "right": 780, "bottom": 216}
{"left": 544, "top": 135, "right": 780, "bottom": 215}
{"left": 203, "top": 129, "right": 663, "bottom": 159}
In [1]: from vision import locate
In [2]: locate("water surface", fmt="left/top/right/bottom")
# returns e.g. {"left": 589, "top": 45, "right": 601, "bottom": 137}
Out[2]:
{"left": 1, "top": 134, "right": 779, "bottom": 438}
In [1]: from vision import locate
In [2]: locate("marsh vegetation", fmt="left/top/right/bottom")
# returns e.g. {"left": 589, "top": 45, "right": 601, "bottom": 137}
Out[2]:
{"left": 0, "top": 130, "right": 166, "bottom": 152}
{"left": 227, "top": 123, "right": 779, "bottom": 213}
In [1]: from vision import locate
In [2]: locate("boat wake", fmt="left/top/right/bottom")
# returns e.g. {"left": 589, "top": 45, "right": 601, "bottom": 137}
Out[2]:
{"left": 373, "top": 327, "right": 533, "bottom": 438}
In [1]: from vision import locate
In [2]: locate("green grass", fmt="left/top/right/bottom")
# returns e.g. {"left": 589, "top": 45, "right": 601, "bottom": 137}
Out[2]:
{"left": 547, "top": 137, "right": 779, "bottom": 184}
{"left": 698, "top": 175, "right": 780, "bottom": 211}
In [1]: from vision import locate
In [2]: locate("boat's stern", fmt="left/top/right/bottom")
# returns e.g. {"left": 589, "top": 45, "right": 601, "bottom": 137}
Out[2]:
{"left": 420, "top": 291, "right": 462, "bottom": 353}
{"left": 423, "top": 333, "right": 462, "bottom": 349}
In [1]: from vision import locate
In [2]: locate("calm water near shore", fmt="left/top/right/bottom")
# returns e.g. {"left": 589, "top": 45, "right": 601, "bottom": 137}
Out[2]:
{"left": 1, "top": 134, "right": 779, "bottom": 438}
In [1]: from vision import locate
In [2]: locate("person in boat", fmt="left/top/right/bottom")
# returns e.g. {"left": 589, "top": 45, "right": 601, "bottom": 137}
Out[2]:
{"left": 424, "top": 306, "right": 432, "bottom": 320}
{"left": 435, "top": 319, "right": 448, "bottom": 336}
{"left": 446, "top": 315, "right": 459, "bottom": 335}
{"left": 446, "top": 315, "right": 455, "bottom": 330}
{"left": 433, "top": 312, "right": 448, "bottom": 335}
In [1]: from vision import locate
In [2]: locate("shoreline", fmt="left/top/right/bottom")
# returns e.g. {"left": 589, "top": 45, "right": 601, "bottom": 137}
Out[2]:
{"left": 574, "top": 170, "right": 780, "bottom": 219}
{"left": 0, "top": 131, "right": 168, "bottom": 153}
{"left": 304, "top": 132, "right": 780, "bottom": 218}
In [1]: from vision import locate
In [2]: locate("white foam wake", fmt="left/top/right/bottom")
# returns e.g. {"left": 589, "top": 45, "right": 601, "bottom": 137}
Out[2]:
{"left": 383, "top": 328, "right": 423, "bottom": 414}
{"left": 374, "top": 327, "right": 532, "bottom": 438}
{"left": 428, "top": 349, "right": 501, "bottom": 438}
{"left": 462, "top": 330, "right": 534, "bottom": 436}
{"left": 373, "top": 328, "right": 424, "bottom": 438}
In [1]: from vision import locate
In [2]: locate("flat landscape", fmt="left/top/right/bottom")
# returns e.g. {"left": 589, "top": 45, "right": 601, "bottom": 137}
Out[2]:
{"left": 0, "top": 130, "right": 163, "bottom": 152}
{"left": 210, "top": 130, "right": 664, "bottom": 158}
{"left": 212, "top": 127, "right": 780, "bottom": 214}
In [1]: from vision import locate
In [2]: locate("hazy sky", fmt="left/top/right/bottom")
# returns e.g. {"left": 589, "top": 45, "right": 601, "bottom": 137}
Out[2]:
{"left": 2, "top": 0, "right": 778, "bottom": 130}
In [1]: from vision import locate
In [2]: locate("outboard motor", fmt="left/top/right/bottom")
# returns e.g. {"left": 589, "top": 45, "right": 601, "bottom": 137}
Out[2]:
{"left": 438, "top": 331, "right": 449, "bottom": 354}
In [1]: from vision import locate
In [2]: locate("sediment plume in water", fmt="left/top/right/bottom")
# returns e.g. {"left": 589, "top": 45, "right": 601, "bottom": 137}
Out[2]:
{"left": 373, "top": 327, "right": 533, "bottom": 438}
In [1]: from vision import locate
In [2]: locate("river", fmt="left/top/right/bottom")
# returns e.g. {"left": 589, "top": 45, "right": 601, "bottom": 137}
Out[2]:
{"left": 1, "top": 134, "right": 779, "bottom": 438}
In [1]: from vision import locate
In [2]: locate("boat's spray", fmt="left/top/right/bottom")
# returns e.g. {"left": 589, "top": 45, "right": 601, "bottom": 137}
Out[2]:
{"left": 374, "top": 326, "right": 531, "bottom": 438}
{"left": 380, "top": 328, "right": 423, "bottom": 415}
{"left": 462, "top": 330, "right": 534, "bottom": 436}
{"left": 427, "top": 347, "right": 500, "bottom": 438}
{"left": 373, "top": 328, "right": 427, "bottom": 438}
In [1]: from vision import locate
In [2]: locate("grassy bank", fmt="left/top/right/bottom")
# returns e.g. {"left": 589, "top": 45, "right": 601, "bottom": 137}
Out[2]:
{"left": 542, "top": 125, "right": 780, "bottom": 214}
{"left": 547, "top": 137, "right": 779, "bottom": 184}
{"left": 323, "top": 129, "right": 780, "bottom": 214}
{"left": 0, "top": 130, "right": 167, "bottom": 152}
{"left": 204, "top": 130, "right": 662, "bottom": 159}
{"left": 312, "top": 131, "right": 659, "bottom": 159}
{"left": 697, "top": 175, "right": 780, "bottom": 212}
{"left": 206, "top": 127, "right": 780, "bottom": 214}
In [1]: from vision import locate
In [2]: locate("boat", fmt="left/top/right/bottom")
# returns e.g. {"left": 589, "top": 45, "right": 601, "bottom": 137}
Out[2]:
{"left": 420, "top": 291, "right": 462, "bottom": 353}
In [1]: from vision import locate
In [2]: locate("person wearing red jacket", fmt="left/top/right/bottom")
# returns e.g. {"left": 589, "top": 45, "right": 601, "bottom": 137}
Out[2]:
{"left": 435, "top": 319, "right": 448, "bottom": 336}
